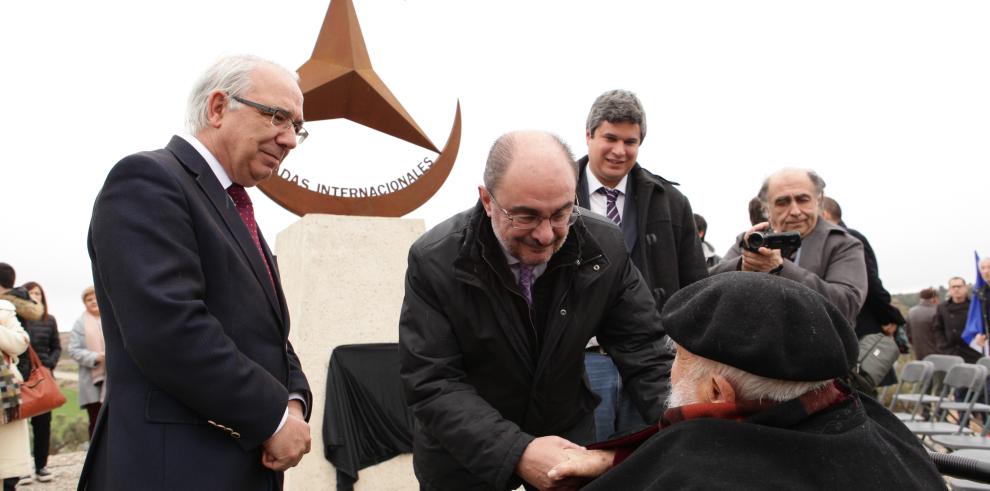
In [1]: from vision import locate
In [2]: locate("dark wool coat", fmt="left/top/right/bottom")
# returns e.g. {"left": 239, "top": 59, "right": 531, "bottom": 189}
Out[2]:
{"left": 576, "top": 158, "right": 708, "bottom": 311}
{"left": 584, "top": 395, "right": 944, "bottom": 490}
{"left": 399, "top": 202, "right": 671, "bottom": 490}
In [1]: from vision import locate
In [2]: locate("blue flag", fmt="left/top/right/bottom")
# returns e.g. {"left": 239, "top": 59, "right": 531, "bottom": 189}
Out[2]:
{"left": 961, "top": 251, "right": 986, "bottom": 344}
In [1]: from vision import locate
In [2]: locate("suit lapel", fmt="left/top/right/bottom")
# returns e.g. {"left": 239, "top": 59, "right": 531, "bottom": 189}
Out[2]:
{"left": 576, "top": 164, "right": 591, "bottom": 209}
{"left": 258, "top": 229, "right": 291, "bottom": 329}
{"left": 165, "top": 136, "right": 285, "bottom": 326}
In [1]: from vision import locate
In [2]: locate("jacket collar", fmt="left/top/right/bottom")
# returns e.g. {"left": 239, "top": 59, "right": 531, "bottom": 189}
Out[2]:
{"left": 453, "top": 201, "right": 605, "bottom": 282}
{"left": 164, "top": 136, "right": 286, "bottom": 328}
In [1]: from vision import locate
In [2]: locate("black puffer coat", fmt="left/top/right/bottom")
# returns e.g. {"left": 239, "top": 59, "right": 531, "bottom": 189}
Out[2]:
{"left": 399, "top": 202, "right": 671, "bottom": 490}
{"left": 18, "top": 315, "right": 61, "bottom": 377}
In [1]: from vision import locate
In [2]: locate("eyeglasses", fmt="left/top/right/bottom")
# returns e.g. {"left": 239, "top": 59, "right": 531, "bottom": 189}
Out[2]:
{"left": 489, "top": 194, "right": 579, "bottom": 230}
{"left": 230, "top": 95, "right": 309, "bottom": 145}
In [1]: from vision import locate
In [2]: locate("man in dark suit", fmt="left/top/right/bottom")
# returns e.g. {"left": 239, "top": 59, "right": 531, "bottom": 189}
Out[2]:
{"left": 81, "top": 55, "right": 312, "bottom": 490}
{"left": 575, "top": 89, "right": 707, "bottom": 440}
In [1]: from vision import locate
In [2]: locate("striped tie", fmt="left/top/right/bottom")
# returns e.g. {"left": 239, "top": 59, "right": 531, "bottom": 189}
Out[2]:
{"left": 518, "top": 264, "right": 534, "bottom": 306}
{"left": 598, "top": 187, "right": 622, "bottom": 226}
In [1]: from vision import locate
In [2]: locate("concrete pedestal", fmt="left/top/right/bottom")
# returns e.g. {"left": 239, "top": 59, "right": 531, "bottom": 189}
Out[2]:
{"left": 277, "top": 214, "right": 423, "bottom": 491}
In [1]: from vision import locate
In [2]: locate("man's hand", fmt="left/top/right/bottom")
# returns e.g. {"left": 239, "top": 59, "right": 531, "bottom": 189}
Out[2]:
{"left": 516, "top": 436, "right": 584, "bottom": 490}
{"left": 261, "top": 406, "right": 311, "bottom": 471}
{"left": 975, "top": 334, "right": 987, "bottom": 349}
{"left": 739, "top": 223, "right": 784, "bottom": 273}
{"left": 547, "top": 448, "right": 614, "bottom": 481}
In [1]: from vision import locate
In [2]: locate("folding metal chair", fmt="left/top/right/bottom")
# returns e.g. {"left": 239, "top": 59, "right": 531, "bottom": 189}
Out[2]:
{"left": 933, "top": 422, "right": 990, "bottom": 452}
{"left": 941, "top": 357, "right": 990, "bottom": 417}
{"left": 903, "top": 364, "right": 986, "bottom": 442}
{"left": 887, "top": 360, "right": 935, "bottom": 421}
{"left": 896, "top": 354, "right": 964, "bottom": 420}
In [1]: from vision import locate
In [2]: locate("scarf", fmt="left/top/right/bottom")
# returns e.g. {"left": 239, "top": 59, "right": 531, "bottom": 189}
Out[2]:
{"left": 660, "top": 380, "right": 849, "bottom": 429}
{"left": 0, "top": 353, "right": 19, "bottom": 423}
{"left": 82, "top": 311, "right": 106, "bottom": 384}
{"left": 591, "top": 381, "right": 850, "bottom": 466}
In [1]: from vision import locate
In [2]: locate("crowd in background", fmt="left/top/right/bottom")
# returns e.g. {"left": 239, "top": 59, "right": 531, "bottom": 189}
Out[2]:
{"left": 0, "top": 263, "right": 105, "bottom": 489}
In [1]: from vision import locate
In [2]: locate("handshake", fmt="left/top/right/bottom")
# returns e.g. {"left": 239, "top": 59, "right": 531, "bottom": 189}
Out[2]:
{"left": 516, "top": 436, "right": 616, "bottom": 490}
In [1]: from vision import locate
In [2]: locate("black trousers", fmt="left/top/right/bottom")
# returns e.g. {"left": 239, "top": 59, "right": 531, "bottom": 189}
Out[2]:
{"left": 2, "top": 478, "right": 18, "bottom": 491}
{"left": 31, "top": 411, "right": 52, "bottom": 470}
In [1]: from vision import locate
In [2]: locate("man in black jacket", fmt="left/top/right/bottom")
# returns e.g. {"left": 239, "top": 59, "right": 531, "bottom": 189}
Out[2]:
{"left": 399, "top": 130, "right": 671, "bottom": 490}
{"left": 935, "top": 276, "right": 981, "bottom": 362}
{"left": 575, "top": 90, "right": 707, "bottom": 440}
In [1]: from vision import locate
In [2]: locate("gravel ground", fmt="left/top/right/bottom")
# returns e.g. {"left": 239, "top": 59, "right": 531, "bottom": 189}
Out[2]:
{"left": 13, "top": 451, "right": 85, "bottom": 491}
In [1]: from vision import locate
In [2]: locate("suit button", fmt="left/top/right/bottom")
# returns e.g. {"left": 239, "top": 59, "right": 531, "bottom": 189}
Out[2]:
{"left": 560, "top": 309, "right": 567, "bottom": 316}
{"left": 593, "top": 264, "right": 600, "bottom": 271}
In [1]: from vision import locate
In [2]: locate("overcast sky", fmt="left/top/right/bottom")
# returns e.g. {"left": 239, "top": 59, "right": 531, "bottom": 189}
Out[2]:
{"left": 3, "top": 0, "right": 988, "bottom": 329}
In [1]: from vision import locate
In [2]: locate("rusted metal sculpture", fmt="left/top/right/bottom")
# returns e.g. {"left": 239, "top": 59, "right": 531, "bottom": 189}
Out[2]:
{"left": 258, "top": 0, "right": 461, "bottom": 217}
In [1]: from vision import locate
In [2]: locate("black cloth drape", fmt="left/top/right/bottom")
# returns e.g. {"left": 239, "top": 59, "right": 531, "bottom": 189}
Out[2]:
{"left": 324, "top": 343, "right": 414, "bottom": 490}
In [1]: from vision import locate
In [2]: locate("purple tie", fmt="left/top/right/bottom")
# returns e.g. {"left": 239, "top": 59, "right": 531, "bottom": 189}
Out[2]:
{"left": 598, "top": 187, "right": 622, "bottom": 226}
{"left": 518, "top": 264, "right": 534, "bottom": 306}
{"left": 227, "top": 184, "right": 275, "bottom": 290}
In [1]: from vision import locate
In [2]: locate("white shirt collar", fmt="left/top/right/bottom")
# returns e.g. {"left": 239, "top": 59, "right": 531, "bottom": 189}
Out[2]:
{"left": 586, "top": 168, "right": 628, "bottom": 195}
{"left": 178, "top": 134, "right": 233, "bottom": 189}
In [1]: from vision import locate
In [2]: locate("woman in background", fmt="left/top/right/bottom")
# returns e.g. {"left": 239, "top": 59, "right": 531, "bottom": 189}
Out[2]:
{"left": 17, "top": 282, "right": 60, "bottom": 483}
{"left": 0, "top": 299, "right": 32, "bottom": 491}
{"left": 68, "top": 286, "right": 105, "bottom": 438}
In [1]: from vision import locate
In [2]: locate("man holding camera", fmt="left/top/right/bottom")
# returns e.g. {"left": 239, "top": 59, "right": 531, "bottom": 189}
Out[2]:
{"left": 710, "top": 168, "right": 867, "bottom": 324}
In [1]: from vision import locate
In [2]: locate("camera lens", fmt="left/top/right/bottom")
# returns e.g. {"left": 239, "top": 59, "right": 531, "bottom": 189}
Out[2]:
{"left": 747, "top": 232, "right": 766, "bottom": 249}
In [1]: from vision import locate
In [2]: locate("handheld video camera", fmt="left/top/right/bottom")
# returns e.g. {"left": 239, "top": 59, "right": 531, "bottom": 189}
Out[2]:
{"left": 743, "top": 230, "right": 801, "bottom": 257}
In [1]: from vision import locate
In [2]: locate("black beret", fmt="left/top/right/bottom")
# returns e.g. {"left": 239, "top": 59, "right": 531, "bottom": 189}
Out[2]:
{"left": 660, "top": 271, "right": 858, "bottom": 382}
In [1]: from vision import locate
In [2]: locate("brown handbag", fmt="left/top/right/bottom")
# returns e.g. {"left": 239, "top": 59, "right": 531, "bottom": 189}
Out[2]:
{"left": 18, "top": 345, "right": 66, "bottom": 419}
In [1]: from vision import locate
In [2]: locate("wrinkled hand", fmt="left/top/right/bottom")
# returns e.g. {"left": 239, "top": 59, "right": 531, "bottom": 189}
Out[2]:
{"left": 516, "top": 436, "right": 585, "bottom": 490}
{"left": 261, "top": 402, "right": 311, "bottom": 471}
{"left": 548, "top": 448, "right": 614, "bottom": 481}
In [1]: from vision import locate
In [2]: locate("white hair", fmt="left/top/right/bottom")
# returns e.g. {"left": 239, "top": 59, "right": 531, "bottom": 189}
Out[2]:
{"left": 667, "top": 339, "right": 830, "bottom": 405}
{"left": 184, "top": 54, "right": 299, "bottom": 134}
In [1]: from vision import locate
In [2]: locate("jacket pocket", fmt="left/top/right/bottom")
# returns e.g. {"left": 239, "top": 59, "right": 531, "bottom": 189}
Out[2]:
{"left": 145, "top": 390, "right": 204, "bottom": 425}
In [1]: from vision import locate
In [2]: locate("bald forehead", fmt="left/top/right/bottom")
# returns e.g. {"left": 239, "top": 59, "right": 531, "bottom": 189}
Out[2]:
{"left": 505, "top": 132, "right": 574, "bottom": 179}
{"left": 767, "top": 170, "right": 814, "bottom": 193}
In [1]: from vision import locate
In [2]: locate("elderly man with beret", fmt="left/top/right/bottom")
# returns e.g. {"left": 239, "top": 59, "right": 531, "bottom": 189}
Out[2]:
{"left": 545, "top": 272, "right": 944, "bottom": 489}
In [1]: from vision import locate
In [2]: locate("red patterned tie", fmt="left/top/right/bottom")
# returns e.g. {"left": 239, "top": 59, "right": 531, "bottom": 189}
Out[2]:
{"left": 226, "top": 184, "right": 275, "bottom": 290}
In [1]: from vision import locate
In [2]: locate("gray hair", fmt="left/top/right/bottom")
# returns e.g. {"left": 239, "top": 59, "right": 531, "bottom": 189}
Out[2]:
{"left": 585, "top": 89, "right": 647, "bottom": 143}
{"left": 669, "top": 339, "right": 830, "bottom": 403}
{"left": 757, "top": 168, "right": 827, "bottom": 208}
{"left": 185, "top": 54, "right": 298, "bottom": 134}
{"left": 483, "top": 131, "right": 577, "bottom": 194}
